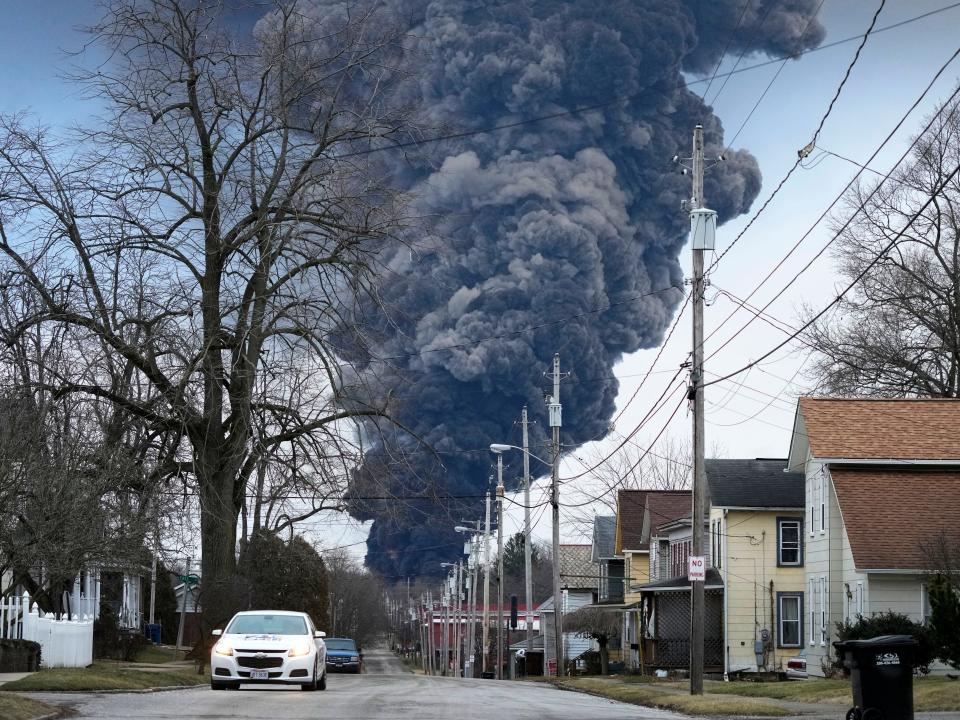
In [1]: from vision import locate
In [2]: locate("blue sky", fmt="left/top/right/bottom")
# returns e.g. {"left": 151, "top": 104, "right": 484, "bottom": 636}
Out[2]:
{"left": 3, "top": 1, "right": 958, "bottom": 550}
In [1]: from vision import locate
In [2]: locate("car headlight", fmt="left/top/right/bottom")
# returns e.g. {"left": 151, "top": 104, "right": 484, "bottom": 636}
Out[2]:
{"left": 289, "top": 639, "right": 313, "bottom": 657}
{"left": 213, "top": 640, "right": 234, "bottom": 657}
{"left": 350, "top": 655, "right": 360, "bottom": 662}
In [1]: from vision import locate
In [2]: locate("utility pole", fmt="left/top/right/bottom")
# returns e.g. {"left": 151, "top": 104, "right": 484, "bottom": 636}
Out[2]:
{"left": 175, "top": 557, "right": 191, "bottom": 650}
{"left": 482, "top": 490, "right": 492, "bottom": 675}
{"left": 521, "top": 406, "right": 534, "bottom": 655}
{"left": 686, "top": 124, "right": 716, "bottom": 695}
{"left": 546, "top": 353, "right": 566, "bottom": 676}
{"left": 468, "top": 535, "right": 479, "bottom": 677}
{"left": 148, "top": 551, "right": 157, "bottom": 627}
{"left": 496, "top": 458, "right": 505, "bottom": 680}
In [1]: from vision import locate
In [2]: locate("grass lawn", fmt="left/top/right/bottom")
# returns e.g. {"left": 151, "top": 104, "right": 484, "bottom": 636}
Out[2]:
{"left": 554, "top": 677, "right": 790, "bottom": 716}
{"left": 0, "top": 692, "right": 56, "bottom": 720}
{"left": 132, "top": 646, "right": 189, "bottom": 664}
{"left": 1, "top": 662, "right": 207, "bottom": 692}
{"left": 699, "top": 676, "right": 959, "bottom": 712}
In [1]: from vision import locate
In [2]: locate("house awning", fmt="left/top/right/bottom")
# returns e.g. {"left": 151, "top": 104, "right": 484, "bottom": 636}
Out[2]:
{"left": 631, "top": 568, "right": 724, "bottom": 593}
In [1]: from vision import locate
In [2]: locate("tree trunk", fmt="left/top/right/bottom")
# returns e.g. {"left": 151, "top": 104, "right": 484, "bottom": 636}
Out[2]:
{"left": 199, "top": 471, "right": 241, "bottom": 636}
{"left": 599, "top": 636, "right": 609, "bottom": 675}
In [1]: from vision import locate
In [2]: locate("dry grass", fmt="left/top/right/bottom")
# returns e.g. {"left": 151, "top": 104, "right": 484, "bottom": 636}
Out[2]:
{"left": 1, "top": 663, "right": 207, "bottom": 692}
{"left": 132, "top": 646, "right": 189, "bottom": 665}
{"left": 696, "top": 675, "right": 958, "bottom": 711}
{"left": 0, "top": 692, "right": 56, "bottom": 720}
{"left": 914, "top": 676, "right": 960, "bottom": 711}
{"left": 555, "top": 677, "right": 790, "bottom": 716}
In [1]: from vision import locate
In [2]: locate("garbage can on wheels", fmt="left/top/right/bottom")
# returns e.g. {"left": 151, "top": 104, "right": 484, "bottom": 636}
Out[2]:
{"left": 833, "top": 634, "right": 918, "bottom": 720}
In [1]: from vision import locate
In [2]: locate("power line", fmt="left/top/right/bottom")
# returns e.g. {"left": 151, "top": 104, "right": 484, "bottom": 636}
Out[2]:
{"left": 336, "top": 2, "right": 960, "bottom": 161}
{"left": 705, "top": 157, "right": 960, "bottom": 389}
{"left": 703, "top": 49, "right": 960, "bottom": 361}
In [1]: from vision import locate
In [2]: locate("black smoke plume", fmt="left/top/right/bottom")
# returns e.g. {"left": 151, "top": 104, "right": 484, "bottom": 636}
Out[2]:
{"left": 322, "top": 0, "right": 825, "bottom": 578}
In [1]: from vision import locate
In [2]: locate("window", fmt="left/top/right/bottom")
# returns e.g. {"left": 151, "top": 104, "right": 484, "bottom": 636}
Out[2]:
{"left": 819, "top": 577, "right": 827, "bottom": 645}
{"left": 818, "top": 474, "right": 826, "bottom": 533}
{"left": 711, "top": 520, "right": 722, "bottom": 569}
{"left": 778, "top": 593, "right": 803, "bottom": 648}
{"left": 777, "top": 518, "right": 803, "bottom": 566}
{"left": 809, "top": 578, "right": 816, "bottom": 645}
{"left": 921, "top": 584, "right": 932, "bottom": 623}
{"left": 809, "top": 476, "right": 816, "bottom": 537}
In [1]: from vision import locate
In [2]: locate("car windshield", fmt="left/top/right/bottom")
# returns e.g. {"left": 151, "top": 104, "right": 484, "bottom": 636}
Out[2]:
{"left": 325, "top": 639, "right": 357, "bottom": 651}
{"left": 226, "top": 614, "right": 308, "bottom": 636}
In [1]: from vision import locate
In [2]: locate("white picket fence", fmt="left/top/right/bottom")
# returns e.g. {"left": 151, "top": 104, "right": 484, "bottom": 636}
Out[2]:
{"left": 1, "top": 592, "right": 93, "bottom": 668}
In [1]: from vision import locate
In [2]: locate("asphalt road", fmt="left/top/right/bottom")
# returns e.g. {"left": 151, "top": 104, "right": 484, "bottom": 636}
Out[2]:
{"left": 28, "top": 649, "right": 689, "bottom": 720}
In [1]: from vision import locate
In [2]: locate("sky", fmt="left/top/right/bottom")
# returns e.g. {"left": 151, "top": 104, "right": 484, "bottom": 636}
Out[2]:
{"left": 3, "top": 0, "right": 958, "bottom": 560}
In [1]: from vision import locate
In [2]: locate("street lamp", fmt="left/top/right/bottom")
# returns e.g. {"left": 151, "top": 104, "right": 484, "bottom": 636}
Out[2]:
{"left": 455, "top": 524, "right": 481, "bottom": 677}
{"left": 488, "top": 442, "right": 552, "bottom": 667}
{"left": 490, "top": 422, "right": 563, "bottom": 677}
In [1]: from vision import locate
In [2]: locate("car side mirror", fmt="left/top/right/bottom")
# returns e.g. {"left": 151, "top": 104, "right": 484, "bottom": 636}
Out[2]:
{"left": 211, "top": 629, "right": 222, "bottom": 637}
{"left": 315, "top": 630, "right": 326, "bottom": 638}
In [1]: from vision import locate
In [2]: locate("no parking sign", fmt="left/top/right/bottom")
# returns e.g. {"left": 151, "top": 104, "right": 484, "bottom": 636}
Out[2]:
{"left": 688, "top": 555, "right": 705, "bottom": 581}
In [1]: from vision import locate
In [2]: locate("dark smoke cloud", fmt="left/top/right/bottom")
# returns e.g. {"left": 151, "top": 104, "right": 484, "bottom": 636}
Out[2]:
{"left": 312, "top": 0, "right": 823, "bottom": 577}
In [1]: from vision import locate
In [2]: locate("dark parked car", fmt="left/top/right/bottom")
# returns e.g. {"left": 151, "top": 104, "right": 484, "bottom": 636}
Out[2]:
{"left": 325, "top": 637, "right": 362, "bottom": 673}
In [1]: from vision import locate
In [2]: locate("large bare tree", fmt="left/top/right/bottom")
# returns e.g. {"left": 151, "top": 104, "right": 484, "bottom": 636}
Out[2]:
{"left": 804, "top": 93, "right": 960, "bottom": 397}
{"left": 0, "top": 0, "right": 419, "bottom": 628}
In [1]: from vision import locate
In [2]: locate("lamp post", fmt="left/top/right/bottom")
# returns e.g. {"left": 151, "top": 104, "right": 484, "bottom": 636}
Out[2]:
{"left": 488, "top": 442, "right": 557, "bottom": 673}
{"left": 490, "top": 448, "right": 506, "bottom": 679}
{"left": 455, "top": 523, "right": 481, "bottom": 677}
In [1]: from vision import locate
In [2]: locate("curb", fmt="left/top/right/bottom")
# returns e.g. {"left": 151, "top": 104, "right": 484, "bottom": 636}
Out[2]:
{"left": 16, "top": 683, "right": 206, "bottom": 695}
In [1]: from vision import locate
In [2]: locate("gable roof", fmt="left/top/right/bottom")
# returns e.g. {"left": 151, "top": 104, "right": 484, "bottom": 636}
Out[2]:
{"left": 706, "top": 459, "right": 804, "bottom": 509}
{"left": 831, "top": 467, "right": 960, "bottom": 571}
{"left": 646, "top": 492, "right": 692, "bottom": 536}
{"left": 615, "top": 490, "right": 648, "bottom": 553}
{"left": 798, "top": 397, "right": 960, "bottom": 461}
{"left": 558, "top": 544, "right": 594, "bottom": 590}
{"left": 591, "top": 516, "right": 618, "bottom": 562}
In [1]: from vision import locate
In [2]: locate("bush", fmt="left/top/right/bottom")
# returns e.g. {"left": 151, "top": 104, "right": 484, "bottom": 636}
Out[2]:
{"left": 0, "top": 638, "right": 41, "bottom": 671}
{"left": 93, "top": 605, "right": 149, "bottom": 661}
{"left": 833, "top": 612, "right": 935, "bottom": 673}
{"left": 928, "top": 573, "right": 960, "bottom": 669}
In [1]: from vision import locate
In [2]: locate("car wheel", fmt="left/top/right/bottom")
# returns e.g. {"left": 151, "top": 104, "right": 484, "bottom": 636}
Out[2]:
{"left": 301, "top": 660, "right": 319, "bottom": 691}
{"left": 319, "top": 670, "right": 327, "bottom": 691}
{"left": 211, "top": 680, "right": 226, "bottom": 691}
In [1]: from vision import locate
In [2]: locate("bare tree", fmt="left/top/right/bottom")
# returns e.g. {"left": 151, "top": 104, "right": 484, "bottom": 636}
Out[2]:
{"left": 565, "top": 434, "right": 693, "bottom": 530}
{"left": 0, "top": 0, "right": 421, "bottom": 629}
{"left": 803, "top": 93, "right": 960, "bottom": 397}
{"left": 324, "top": 550, "right": 389, "bottom": 648}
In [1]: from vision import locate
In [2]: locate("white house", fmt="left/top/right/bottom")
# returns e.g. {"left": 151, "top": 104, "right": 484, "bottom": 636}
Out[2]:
{"left": 787, "top": 397, "right": 960, "bottom": 676}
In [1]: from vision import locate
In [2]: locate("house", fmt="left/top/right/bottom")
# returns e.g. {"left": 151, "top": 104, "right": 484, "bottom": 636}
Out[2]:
{"left": 540, "top": 544, "right": 597, "bottom": 673}
{"left": 707, "top": 458, "right": 806, "bottom": 675}
{"left": 787, "top": 397, "right": 960, "bottom": 677}
{"left": 591, "top": 516, "right": 623, "bottom": 603}
{"left": 632, "top": 513, "right": 723, "bottom": 672}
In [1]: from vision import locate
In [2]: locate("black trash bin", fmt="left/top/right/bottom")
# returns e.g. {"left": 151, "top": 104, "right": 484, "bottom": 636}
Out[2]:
{"left": 833, "top": 634, "right": 917, "bottom": 720}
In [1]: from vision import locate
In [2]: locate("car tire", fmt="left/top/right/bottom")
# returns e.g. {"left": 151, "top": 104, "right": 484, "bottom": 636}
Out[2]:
{"left": 211, "top": 680, "right": 226, "bottom": 691}
{"left": 301, "top": 660, "right": 319, "bottom": 691}
{"left": 319, "top": 670, "right": 327, "bottom": 691}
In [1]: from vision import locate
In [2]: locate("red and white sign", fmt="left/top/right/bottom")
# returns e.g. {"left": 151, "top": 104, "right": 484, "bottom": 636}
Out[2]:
{"left": 688, "top": 555, "right": 706, "bottom": 582}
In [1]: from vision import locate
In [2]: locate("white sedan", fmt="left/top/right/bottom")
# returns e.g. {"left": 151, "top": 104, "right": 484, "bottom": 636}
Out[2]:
{"left": 210, "top": 610, "right": 327, "bottom": 691}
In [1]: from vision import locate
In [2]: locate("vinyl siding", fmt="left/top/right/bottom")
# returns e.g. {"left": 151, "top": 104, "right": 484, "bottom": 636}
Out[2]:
{"left": 714, "top": 508, "right": 805, "bottom": 673}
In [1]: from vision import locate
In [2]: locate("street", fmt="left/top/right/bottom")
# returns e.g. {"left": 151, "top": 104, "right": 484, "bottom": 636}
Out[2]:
{"left": 27, "top": 647, "right": 688, "bottom": 720}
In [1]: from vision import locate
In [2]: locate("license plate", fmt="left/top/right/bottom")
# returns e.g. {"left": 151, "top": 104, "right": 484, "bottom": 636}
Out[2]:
{"left": 250, "top": 669, "right": 269, "bottom": 680}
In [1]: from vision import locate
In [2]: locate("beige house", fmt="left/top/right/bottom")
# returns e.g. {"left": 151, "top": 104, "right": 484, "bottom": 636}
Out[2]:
{"left": 706, "top": 459, "right": 805, "bottom": 675}
{"left": 787, "top": 397, "right": 960, "bottom": 677}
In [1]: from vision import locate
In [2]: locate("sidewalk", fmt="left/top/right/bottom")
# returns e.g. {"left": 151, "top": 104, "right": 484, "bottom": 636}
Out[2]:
{"left": 0, "top": 672, "right": 35, "bottom": 687}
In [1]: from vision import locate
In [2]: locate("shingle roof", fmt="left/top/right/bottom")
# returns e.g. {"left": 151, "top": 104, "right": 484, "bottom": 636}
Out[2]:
{"left": 646, "top": 492, "right": 692, "bottom": 535}
{"left": 799, "top": 397, "right": 960, "bottom": 460}
{"left": 831, "top": 468, "right": 960, "bottom": 571}
{"left": 591, "top": 516, "right": 618, "bottom": 562}
{"left": 616, "top": 490, "right": 648, "bottom": 552}
{"left": 558, "top": 544, "right": 594, "bottom": 590}
{"left": 706, "top": 459, "right": 804, "bottom": 509}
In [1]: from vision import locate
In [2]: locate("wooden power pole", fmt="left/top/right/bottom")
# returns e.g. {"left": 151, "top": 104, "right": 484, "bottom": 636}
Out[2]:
{"left": 687, "top": 124, "right": 716, "bottom": 695}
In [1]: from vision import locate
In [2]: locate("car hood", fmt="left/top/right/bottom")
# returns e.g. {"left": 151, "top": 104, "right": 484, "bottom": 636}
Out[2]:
{"left": 224, "top": 634, "right": 311, "bottom": 650}
{"left": 326, "top": 649, "right": 358, "bottom": 657}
